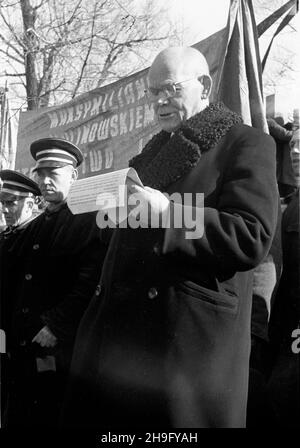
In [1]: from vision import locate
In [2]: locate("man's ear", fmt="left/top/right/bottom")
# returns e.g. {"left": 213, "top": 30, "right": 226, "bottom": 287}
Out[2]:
{"left": 199, "top": 75, "right": 212, "bottom": 99}
{"left": 71, "top": 168, "right": 78, "bottom": 183}
{"left": 27, "top": 199, "right": 34, "bottom": 210}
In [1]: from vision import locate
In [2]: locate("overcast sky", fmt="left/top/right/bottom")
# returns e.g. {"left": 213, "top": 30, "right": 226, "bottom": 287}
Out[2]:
{"left": 166, "top": 0, "right": 299, "bottom": 121}
{"left": 167, "top": 0, "right": 230, "bottom": 44}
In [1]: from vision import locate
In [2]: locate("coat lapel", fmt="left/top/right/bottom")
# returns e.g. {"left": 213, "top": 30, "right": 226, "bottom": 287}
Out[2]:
{"left": 129, "top": 102, "right": 243, "bottom": 190}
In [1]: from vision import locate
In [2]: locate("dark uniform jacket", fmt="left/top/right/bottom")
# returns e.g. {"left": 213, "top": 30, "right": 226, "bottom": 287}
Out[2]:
{"left": 1, "top": 203, "right": 105, "bottom": 368}
{"left": 0, "top": 215, "right": 38, "bottom": 420}
{"left": 62, "top": 103, "right": 278, "bottom": 428}
{"left": 1, "top": 216, "right": 37, "bottom": 341}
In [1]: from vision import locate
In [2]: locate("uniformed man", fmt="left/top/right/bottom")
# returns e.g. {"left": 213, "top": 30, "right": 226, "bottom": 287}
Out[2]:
{"left": 3, "top": 138, "right": 107, "bottom": 427}
{"left": 0, "top": 170, "right": 41, "bottom": 426}
{"left": 0, "top": 170, "right": 40, "bottom": 233}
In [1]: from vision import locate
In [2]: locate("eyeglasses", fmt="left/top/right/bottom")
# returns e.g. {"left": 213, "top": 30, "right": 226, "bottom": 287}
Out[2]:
{"left": 1, "top": 200, "right": 20, "bottom": 208}
{"left": 144, "top": 77, "right": 198, "bottom": 101}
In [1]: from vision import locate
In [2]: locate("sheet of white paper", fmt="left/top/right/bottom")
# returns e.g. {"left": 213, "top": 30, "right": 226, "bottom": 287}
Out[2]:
{"left": 67, "top": 167, "right": 143, "bottom": 214}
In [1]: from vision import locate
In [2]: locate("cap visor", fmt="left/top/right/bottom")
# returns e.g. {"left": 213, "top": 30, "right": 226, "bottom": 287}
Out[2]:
{"left": 32, "top": 161, "right": 72, "bottom": 172}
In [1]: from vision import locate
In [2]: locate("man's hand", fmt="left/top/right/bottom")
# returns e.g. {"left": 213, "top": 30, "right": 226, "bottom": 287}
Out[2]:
{"left": 127, "top": 184, "right": 170, "bottom": 227}
{"left": 32, "top": 325, "right": 57, "bottom": 348}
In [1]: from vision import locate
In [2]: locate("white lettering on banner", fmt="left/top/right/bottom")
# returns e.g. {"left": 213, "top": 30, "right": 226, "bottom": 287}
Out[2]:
{"left": 135, "top": 105, "right": 143, "bottom": 128}
{"left": 81, "top": 152, "right": 88, "bottom": 175}
{"left": 129, "top": 108, "right": 135, "bottom": 132}
{"left": 89, "top": 149, "right": 103, "bottom": 172}
{"left": 66, "top": 106, "right": 74, "bottom": 124}
{"left": 74, "top": 103, "right": 84, "bottom": 121}
{"left": 105, "top": 147, "right": 113, "bottom": 169}
{"left": 48, "top": 111, "right": 59, "bottom": 128}
{"left": 119, "top": 112, "right": 127, "bottom": 135}
{"left": 135, "top": 77, "right": 147, "bottom": 100}
{"left": 46, "top": 76, "right": 148, "bottom": 128}
{"left": 88, "top": 148, "right": 113, "bottom": 173}
{"left": 143, "top": 103, "right": 154, "bottom": 127}
{"left": 90, "top": 96, "right": 103, "bottom": 116}
{"left": 88, "top": 122, "right": 98, "bottom": 143}
{"left": 80, "top": 125, "right": 90, "bottom": 145}
{"left": 108, "top": 90, "right": 115, "bottom": 108}
{"left": 59, "top": 108, "right": 68, "bottom": 126}
{"left": 61, "top": 104, "right": 154, "bottom": 145}
{"left": 124, "top": 82, "right": 135, "bottom": 105}
{"left": 117, "top": 86, "right": 124, "bottom": 108}
{"left": 110, "top": 114, "right": 119, "bottom": 138}
{"left": 97, "top": 119, "right": 109, "bottom": 141}
{"left": 102, "top": 93, "right": 109, "bottom": 112}
{"left": 83, "top": 100, "right": 92, "bottom": 119}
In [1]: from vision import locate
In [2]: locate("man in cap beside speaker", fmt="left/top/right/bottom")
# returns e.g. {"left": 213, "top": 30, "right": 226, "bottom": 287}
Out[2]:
{"left": 0, "top": 170, "right": 41, "bottom": 424}
{"left": 0, "top": 170, "right": 40, "bottom": 233}
{"left": 3, "top": 138, "right": 107, "bottom": 428}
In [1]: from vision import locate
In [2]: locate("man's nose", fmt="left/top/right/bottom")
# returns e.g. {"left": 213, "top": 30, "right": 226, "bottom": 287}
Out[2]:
{"left": 157, "top": 91, "right": 170, "bottom": 105}
{"left": 40, "top": 175, "right": 51, "bottom": 184}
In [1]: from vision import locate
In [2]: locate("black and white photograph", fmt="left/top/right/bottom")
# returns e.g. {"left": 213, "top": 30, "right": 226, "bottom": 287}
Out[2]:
{"left": 0, "top": 0, "right": 299, "bottom": 438}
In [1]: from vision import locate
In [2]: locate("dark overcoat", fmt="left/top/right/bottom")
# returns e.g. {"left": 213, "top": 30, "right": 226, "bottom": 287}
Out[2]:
{"left": 2, "top": 203, "right": 106, "bottom": 365}
{"left": 62, "top": 103, "right": 278, "bottom": 428}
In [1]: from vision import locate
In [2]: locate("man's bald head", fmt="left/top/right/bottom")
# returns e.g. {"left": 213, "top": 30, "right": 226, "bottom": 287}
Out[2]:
{"left": 147, "top": 46, "right": 212, "bottom": 133}
{"left": 149, "top": 46, "right": 210, "bottom": 81}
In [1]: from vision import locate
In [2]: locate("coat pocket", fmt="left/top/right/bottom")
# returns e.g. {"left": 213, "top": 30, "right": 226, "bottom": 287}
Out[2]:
{"left": 176, "top": 280, "right": 238, "bottom": 315}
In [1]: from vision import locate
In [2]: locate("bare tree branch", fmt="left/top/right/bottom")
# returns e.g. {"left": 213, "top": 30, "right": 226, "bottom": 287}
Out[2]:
{"left": 33, "top": 0, "right": 46, "bottom": 11}
{"left": 0, "top": 32, "right": 24, "bottom": 58}
{"left": 5, "top": 72, "right": 26, "bottom": 76}
{"left": 39, "top": 78, "right": 65, "bottom": 98}
{"left": 0, "top": 47, "right": 24, "bottom": 65}
{"left": 71, "top": 3, "right": 97, "bottom": 98}
{"left": 0, "top": 9, "right": 26, "bottom": 50}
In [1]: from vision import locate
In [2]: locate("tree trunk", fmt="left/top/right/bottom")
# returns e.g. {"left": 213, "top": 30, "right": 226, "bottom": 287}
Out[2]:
{"left": 20, "top": 0, "right": 39, "bottom": 110}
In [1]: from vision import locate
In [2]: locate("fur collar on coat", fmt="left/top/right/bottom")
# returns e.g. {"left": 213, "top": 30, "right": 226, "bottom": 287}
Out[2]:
{"left": 129, "top": 102, "right": 243, "bottom": 190}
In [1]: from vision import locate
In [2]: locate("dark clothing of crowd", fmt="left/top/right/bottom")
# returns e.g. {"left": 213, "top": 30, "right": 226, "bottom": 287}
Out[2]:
{"left": 1, "top": 204, "right": 108, "bottom": 427}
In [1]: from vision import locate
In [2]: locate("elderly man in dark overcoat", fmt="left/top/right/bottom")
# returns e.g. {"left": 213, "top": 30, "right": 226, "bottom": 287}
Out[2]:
{"left": 2, "top": 139, "right": 107, "bottom": 427}
{"left": 62, "top": 46, "right": 278, "bottom": 428}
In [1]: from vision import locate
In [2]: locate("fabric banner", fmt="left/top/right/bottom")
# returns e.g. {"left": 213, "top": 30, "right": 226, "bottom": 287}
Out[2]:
{"left": 215, "top": 0, "right": 268, "bottom": 132}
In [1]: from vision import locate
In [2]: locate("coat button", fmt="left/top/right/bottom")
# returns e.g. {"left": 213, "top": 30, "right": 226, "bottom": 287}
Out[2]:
{"left": 95, "top": 284, "right": 102, "bottom": 296}
{"left": 148, "top": 287, "right": 158, "bottom": 300}
{"left": 33, "top": 244, "right": 40, "bottom": 250}
{"left": 25, "top": 274, "right": 32, "bottom": 280}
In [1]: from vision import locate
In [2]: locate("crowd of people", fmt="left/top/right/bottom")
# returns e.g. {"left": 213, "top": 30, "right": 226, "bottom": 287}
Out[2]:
{"left": 0, "top": 45, "right": 299, "bottom": 428}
